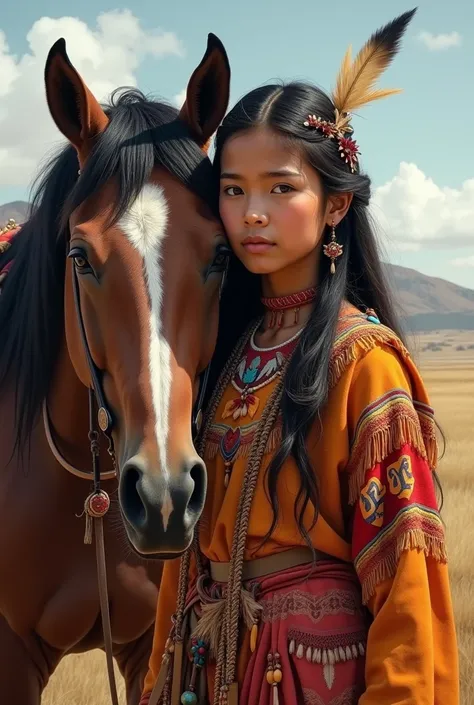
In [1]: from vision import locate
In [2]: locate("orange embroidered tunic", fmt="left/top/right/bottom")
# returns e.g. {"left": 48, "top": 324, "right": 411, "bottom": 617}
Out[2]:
{"left": 142, "top": 312, "right": 459, "bottom": 704}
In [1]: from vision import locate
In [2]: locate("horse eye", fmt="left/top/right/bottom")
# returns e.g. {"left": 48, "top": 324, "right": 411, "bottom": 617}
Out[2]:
{"left": 68, "top": 247, "right": 91, "bottom": 273}
{"left": 74, "top": 255, "right": 87, "bottom": 269}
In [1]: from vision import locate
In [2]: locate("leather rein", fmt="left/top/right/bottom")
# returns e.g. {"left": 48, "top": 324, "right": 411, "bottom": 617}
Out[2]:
{"left": 43, "top": 256, "right": 228, "bottom": 704}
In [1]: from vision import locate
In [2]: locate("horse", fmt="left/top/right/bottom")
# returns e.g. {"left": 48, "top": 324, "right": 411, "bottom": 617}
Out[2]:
{"left": 0, "top": 33, "right": 230, "bottom": 704}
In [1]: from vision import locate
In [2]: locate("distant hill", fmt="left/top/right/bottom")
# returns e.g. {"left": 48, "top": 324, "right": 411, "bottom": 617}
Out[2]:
{"left": 1, "top": 200, "right": 473, "bottom": 331}
{"left": 0, "top": 200, "right": 29, "bottom": 225}
{"left": 384, "top": 264, "right": 474, "bottom": 332}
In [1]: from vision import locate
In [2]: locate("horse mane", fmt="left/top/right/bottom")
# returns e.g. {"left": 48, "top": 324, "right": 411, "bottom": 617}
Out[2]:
{"left": 0, "top": 88, "right": 219, "bottom": 453}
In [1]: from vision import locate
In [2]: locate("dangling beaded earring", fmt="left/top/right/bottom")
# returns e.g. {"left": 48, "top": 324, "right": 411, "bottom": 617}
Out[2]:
{"left": 323, "top": 220, "right": 343, "bottom": 275}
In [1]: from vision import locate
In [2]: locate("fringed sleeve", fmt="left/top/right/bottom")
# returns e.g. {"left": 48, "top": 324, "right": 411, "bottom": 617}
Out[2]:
{"left": 346, "top": 345, "right": 459, "bottom": 704}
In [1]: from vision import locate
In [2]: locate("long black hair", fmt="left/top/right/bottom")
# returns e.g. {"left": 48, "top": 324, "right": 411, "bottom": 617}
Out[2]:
{"left": 0, "top": 88, "right": 218, "bottom": 455}
{"left": 211, "top": 81, "right": 442, "bottom": 546}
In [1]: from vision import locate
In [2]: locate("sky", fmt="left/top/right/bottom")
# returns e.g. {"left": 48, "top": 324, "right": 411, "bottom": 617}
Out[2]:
{"left": 0, "top": 0, "right": 473, "bottom": 288}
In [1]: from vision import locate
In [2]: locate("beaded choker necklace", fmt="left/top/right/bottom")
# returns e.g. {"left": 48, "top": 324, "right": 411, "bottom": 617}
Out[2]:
{"left": 261, "top": 286, "right": 317, "bottom": 328}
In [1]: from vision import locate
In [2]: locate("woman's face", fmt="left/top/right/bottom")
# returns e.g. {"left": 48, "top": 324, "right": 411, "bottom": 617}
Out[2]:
{"left": 219, "top": 127, "right": 330, "bottom": 277}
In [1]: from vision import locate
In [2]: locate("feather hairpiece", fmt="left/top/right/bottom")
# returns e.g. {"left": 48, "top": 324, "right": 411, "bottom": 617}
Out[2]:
{"left": 303, "top": 8, "right": 417, "bottom": 172}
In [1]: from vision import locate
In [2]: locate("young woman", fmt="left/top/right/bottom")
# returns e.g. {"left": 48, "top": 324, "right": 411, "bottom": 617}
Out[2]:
{"left": 141, "top": 9, "right": 459, "bottom": 705}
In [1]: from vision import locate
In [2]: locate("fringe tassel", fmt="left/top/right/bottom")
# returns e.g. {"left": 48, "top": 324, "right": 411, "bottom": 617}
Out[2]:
{"left": 329, "top": 329, "right": 409, "bottom": 390}
{"left": 348, "top": 414, "right": 434, "bottom": 504}
{"left": 417, "top": 413, "right": 438, "bottom": 470}
{"left": 288, "top": 637, "right": 366, "bottom": 691}
{"left": 360, "top": 529, "right": 448, "bottom": 604}
{"left": 84, "top": 514, "right": 93, "bottom": 544}
{"left": 205, "top": 441, "right": 220, "bottom": 460}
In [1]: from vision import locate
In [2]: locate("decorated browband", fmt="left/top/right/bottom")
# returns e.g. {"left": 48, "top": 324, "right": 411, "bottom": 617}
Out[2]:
{"left": 303, "top": 8, "right": 416, "bottom": 172}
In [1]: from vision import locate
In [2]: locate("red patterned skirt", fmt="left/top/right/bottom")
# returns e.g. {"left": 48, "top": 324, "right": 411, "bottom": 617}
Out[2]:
{"left": 173, "top": 559, "right": 369, "bottom": 705}
{"left": 238, "top": 560, "right": 368, "bottom": 705}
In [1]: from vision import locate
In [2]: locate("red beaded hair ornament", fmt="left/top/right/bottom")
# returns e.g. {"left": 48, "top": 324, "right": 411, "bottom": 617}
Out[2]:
{"left": 303, "top": 115, "right": 360, "bottom": 173}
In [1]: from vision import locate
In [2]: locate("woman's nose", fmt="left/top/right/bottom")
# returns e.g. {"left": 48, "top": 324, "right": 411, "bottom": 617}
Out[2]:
{"left": 244, "top": 212, "right": 269, "bottom": 226}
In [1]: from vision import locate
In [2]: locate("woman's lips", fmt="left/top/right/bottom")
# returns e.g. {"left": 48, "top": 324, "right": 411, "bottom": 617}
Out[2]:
{"left": 242, "top": 242, "right": 274, "bottom": 253}
{"left": 241, "top": 236, "right": 275, "bottom": 254}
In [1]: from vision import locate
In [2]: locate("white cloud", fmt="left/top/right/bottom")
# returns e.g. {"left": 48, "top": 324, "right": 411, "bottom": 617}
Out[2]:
{"left": 451, "top": 256, "right": 474, "bottom": 268}
{"left": 0, "top": 32, "right": 20, "bottom": 97}
{"left": 173, "top": 88, "right": 186, "bottom": 108}
{"left": 371, "top": 162, "right": 474, "bottom": 251}
{"left": 417, "top": 30, "right": 461, "bottom": 51}
{"left": 0, "top": 11, "right": 185, "bottom": 187}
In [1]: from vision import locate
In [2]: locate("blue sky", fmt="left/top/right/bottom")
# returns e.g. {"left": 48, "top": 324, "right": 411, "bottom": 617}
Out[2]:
{"left": 0, "top": 0, "right": 472, "bottom": 287}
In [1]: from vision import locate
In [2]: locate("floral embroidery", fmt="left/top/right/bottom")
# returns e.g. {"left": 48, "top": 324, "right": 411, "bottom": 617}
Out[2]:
{"left": 222, "top": 394, "right": 259, "bottom": 420}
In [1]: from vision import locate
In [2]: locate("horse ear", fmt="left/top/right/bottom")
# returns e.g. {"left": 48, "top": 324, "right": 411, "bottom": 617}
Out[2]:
{"left": 44, "top": 38, "right": 109, "bottom": 164}
{"left": 179, "top": 33, "right": 230, "bottom": 152}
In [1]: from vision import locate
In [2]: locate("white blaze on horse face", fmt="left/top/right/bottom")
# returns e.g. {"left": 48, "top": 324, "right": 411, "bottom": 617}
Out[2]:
{"left": 119, "top": 184, "right": 173, "bottom": 528}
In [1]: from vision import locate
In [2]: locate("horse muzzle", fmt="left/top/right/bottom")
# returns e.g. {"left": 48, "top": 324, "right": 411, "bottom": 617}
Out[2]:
{"left": 119, "top": 452, "right": 207, "bottom": 556}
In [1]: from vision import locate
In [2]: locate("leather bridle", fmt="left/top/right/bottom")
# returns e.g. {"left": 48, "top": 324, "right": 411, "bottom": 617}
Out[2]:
{"left": 43, "top": 250, "right": 229, "bottom": 704}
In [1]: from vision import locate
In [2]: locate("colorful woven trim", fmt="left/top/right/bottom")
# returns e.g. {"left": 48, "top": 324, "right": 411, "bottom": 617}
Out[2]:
{"left": 352, "top": 444, "right": 446, "bottom": 604}
{"left": 347, "top": 388, "right": 437, "bottom": 505}
{"left": 328, "top": 315, "right": 411, "bottom": 391}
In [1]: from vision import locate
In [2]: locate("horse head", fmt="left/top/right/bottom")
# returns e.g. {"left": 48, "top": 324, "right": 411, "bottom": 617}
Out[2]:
{"left": 43, "top": 35, "right": 231, "bottom": 556}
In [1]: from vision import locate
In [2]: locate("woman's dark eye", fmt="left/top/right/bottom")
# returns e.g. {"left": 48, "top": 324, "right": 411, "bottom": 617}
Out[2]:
{"left": 272, "top": 184, "right": 294, "bottom": 194}
{"left": 223, "top": 186, "right": 243, "bottom": 196}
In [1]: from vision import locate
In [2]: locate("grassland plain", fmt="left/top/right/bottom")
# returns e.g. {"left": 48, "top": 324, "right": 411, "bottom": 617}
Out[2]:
{"left": 42, "top": 330, "right": 474, "bottom": 704}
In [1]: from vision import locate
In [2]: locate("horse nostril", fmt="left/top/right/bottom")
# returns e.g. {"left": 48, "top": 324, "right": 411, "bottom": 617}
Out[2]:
{"left": 121, "top": 463, "right": 146, "bottom": 527}
{"left": 187, "top": 459, "right": 207, "bottom": 515}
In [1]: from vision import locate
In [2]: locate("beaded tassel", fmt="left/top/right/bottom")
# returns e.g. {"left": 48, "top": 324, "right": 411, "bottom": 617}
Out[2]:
{"left": 266, "top": 652, "right": 282, "bottom": 705}
{"left": 180, "top": 638, "right": 208, "bottom": 704}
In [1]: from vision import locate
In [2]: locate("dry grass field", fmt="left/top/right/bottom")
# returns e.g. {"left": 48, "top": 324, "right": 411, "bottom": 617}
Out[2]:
{"left": 42, "top": 329, "right": 474, "bottom": 704}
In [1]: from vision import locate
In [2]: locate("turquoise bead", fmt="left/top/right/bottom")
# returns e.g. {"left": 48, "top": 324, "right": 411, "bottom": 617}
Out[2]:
{"left": 181, "top": 691, "right": 198, "bottom": 705}
{"left": 367, "top": 315, "right": 380, "bottom": 324}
